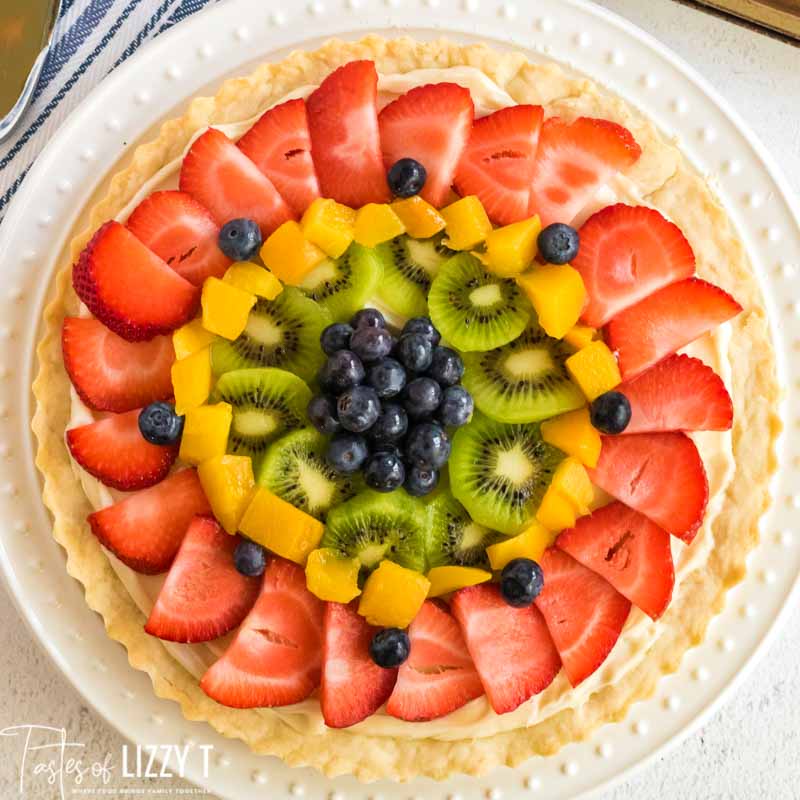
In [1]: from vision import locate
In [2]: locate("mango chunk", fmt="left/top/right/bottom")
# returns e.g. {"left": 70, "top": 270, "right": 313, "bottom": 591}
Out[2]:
{"left": 198, "top": 454, "right": 255, "bottom": 534}
{"left": 564, "top": 324, "right": 597, "bottom": 351}
{"left": 536, "top": 489, "right": 577, "bottom": 532}
{"left": 426, "top": 566, "right": 492, "bottom": 598}
{"left": 179, "top": 402, "right": 232, "bottom": 465}
{"left": 565, "top": 340, "right": 622, "bottom": 401}
{"left": 260, "top": 220, "right": 326, "bottom": 285}
{"left": 486, "top": 521, "right": 554, "bottom": 570}
{"left": 391, "top": 196, "right": 446, "bottom": 239}
{"left": 541, "top": 407, "right": 601, "bottom": 469}
{"left": 482, "top": 215, "right": 541, "bottom": 277}
{"left": 517, "top": 264, "right": 586, "bottom": 340}
{"left": 305, "top": 548, "right": 362, "bottom": 603}
{"left": 173, "top": 318, "right": 215, "bottom": 360}
{"left": 353, "top": 203, "right": 406, "bottom": 248}
{"left": 301, "top": 198, "right": 357, "bottom": 258}
{"left": 201, "top": 277, "right": 256, "bottom": 340}
{"left": 441, "top": 195, "right": 492, "bottom": 250}
{"left": 358, "top": 560, "right": 430, "bottom": 628}
{"left": 223, "top": 261, "right": 283, "bottom": 300}
{"left": 536, "top": 457, "right": 594, "bottom": 532}
{"left": 171, "top": 347, "right": 212, "bottom": 415}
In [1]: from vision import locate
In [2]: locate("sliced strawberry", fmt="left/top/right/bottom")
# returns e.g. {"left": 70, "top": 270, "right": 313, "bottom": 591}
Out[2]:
{"left": 237, "top": 98, "right": 321, "bottom": 217}
{"left": 126, "top": 190, "right": 231, "bottom": 287}
{"left": 72, "top": 221, "right": 199, "bottom": 342}
{"left": 87, "top": 469, "right": 211, "bottom": 574}
{"left": 320, "top": 601, "right": 397, "bottom": 728}
{"left": 588, "top": 432, "right": 708, "bottom": 543}
{"left": 573, "top": 204, "right": 696, "bottom": 327}
{"left": 145, "top": 517, "right": 261, "bottom": 642}
{"left": 379, "top": 83, "right": 474, "bottom": 208}
{"left": 62, "top": 317, "right": 175, "bottom": 413}
{"left": 454, "top": 104, "right": 544, "bottom": 225}
{"left": 606, "top": 277, "right": 742, "bottom": 379}
{"left": 179, "top": 127, "right": 295, "bottom": 237}
{"left": 556, "top": 502, "right": 674, "bottom": 620}
{"left": 621, "top": 353, "right": 733, "bottom": 434}
{"left": 528, "top": 117, "right": 642, "bottom": 227}
{"left": 306, "top": 60, "right": 391, "bottom": 207}
{"left": 386, "top": 600, "right": 484, "bottom": 721}
{"left": 451, "top": 583, "right": 561, "bottom": 714}
{"left": 535, "top": 547, "right": 631, "bottom": 686}
{"left": 66, "top": 409, "right": 177, "bottom": 491}
{"left": 200, "top": 557, "right": 324, "bottom": 708}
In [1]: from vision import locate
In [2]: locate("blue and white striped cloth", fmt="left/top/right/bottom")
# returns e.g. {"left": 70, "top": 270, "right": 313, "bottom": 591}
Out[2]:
{"left": 0, "top": 0, "right": 221, "bottom": 223}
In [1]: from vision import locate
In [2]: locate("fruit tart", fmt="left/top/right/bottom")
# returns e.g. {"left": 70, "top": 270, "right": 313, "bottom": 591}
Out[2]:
{"left": 32, "top": 36, "right": 780, "bottom": 780}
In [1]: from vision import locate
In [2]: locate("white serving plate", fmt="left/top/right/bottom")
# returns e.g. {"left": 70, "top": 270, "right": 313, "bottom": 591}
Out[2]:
{"left": 0, "top": 1, "right": 797, "bottom": 798}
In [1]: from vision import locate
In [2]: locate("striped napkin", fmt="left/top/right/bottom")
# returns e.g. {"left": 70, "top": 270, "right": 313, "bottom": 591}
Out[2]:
{"left": 0, "top": 0, "right": 221, "bottom": 224}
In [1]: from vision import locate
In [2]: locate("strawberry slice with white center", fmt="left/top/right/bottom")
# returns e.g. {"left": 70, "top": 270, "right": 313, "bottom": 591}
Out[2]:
{"left": 62, "top": 317, "right": 175, "bottom": 413}
{"left": 606, "top": 277, "right": 742, "bottom": 379}
{"left": 72, "top": 221, "right": 199, "bottom": 342}
{"left": 556, "top": 502, "right": 674, "bottom": 620}
{"left": 451, "top": 583, "right": 561, "bottom": 714}
{"left": 66, "top": 408, "right": 177, "bottom": 491}
{"left": 306, "top": 60, "right": 391, "bottom": 208}
{"left": 386, "top": 600, "right": 484, "bottom": 722}
{"left": 87, "top": 469, "right": 211, "bottom": 574}
{"left": 588, "top": 432, "right": 709, "bottom": 543}
{"left": 573, "top": 204, "right": 696, "bottom": 327}
{"left": 535, "top": 547, "right": 631, "bottom": 687}
{"left": 237, "top": 98, "right": 321, "bottom": 217}
{"left": 527, "top": 117, "right": 642, "bottom": 227}
{"left": 145, "top": 517, "right": 262, "bottom": 643}
{"left": 126, "top": 190, "right": 231, "bottom": 287}
{"left": 179, "top": 127, "right": 295, "bottom": 237}
{"left": 454, "top": 104, "right": 544, "bottom": 225}
{"left": 379, "top": 83, "right": 474, "bottom": 208}
{"left": 620, "top": 353, "right": 733, "bottom": 434}
{"left": 200, "top": 557, "right": 324, "bottom": 708}
{"left": 320, "top": 601, "right": 397, "bottom": 728}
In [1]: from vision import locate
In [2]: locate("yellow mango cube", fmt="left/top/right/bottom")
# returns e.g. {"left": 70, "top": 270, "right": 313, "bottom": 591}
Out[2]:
{"left": 564, "top": 324, "right": 597, "bottom": 351}
{"left": 565, "top": 340, "right": 622, "bottom": 401}
{"left": 201, "top": 277, "right": 256, "bottom": 340}
{"left": 179, "top": 403, "right": 232, "bottom": 465}
{"left": 391, "top": 196, "right": 446, "bottom": 239}
{"left": 260, "top": 221, "right": 326, "bottom": 285}
{"left": 536, "top": 489, "right": 577, "bottom": 532}
{"left": 441, "top": 195, "right": 492, "bottom": 250}
{"left": 551, "top": 457, "right": 593, "bottom": 515}
{"left": 223, "top": 261, "right": 283, "bottom": 300}
{"left": 305, "top": 548, "right": 362, "bottom": 603}
{"left": 198, "top": 454, "right": 255, "bottom": 534}
{"left": 486, "top": 521, "right": 554, "bottom": 570}
{"left": 171, "top": 347, "right": 212, "bottom": 415}
{"left": 301, "top": 198, "right": 357, "bottom": 258}
{"left": 426, "top": 566, "right": 492, "bottom": 598}
{"left": 353, "top": 203, "right": 406, "bottom": 248}
{"left": 173, "top": 318, "right": 215, "bottom": 360}
{"left": 541, "top": 407, "right": 601, "bottom": 469}
{"left": 517, "top": 264, "right": 586, "bottom": 340}
{"left": 483, "top": 215, "right": 541, "bottom": 277}
{"left": 358, "top": 560, "right": 430, "bottom": 628}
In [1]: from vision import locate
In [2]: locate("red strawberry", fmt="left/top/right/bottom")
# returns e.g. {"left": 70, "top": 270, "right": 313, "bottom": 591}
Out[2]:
{"left": 379, "top": 83, "right": 474, "bottom": 208}
{"left": 535, "top": 547, "right": 631, "bottom": 686}
{"left": 528, "top": 117, "right": 642, "bottom": 227}
{"left": 237, "top": 98, "right": 321, "bottom": 217}
{"left": 454, "top": 104, "right": 544, "bottom": 225}
{"left": 72, "top": 221, "right": 199, "bottom": 342}
{"left": 451, "top": 583, "right": 561, "bottom": 714}
{"left": 386, "top": 600, "right": 484, "bottom": 721}
{"left": 126, "top": 190, "right": 231, "bottom": 287}
{"left": 179, "top": 127, "right": 295, "bottom": 236}
{"left": 66, "top": 409, "right": 177, "bottom": 491}
{"left": 621, "top": 353, "right": 733, "bottom": 434}
{"left": 62, "top": 317, "right": 175, "bottom": 413}
{"left": 306, "top": 60, "right": 391, "bottom": 207}
{"left": 200, "top": 557, "right": 324, "bottom": 708}
{"left": 87, "top": 469, "right": 211, "bottom": 574}
{"left": 145, "top": 517, "right": 261, "bottom": 642}
{"left": 573, "top": 204, "right": 696, "bottom": 327}
{"left": 556, "top": 502, "right": 674, "bottom": 620}
{"left": 588, "top": 432, "right": 708, "bottom": 543}
{"left": 320, "top": 602, "right": 397, "bottom": 728}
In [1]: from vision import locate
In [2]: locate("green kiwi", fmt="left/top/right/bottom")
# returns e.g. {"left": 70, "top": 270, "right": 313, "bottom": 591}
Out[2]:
{"left": 449, "top": 411, "right": 563, "bottom": 535}
{"left": 462, "top": 323, "right": 586, "bottom": 423}
{"left": 257, "top": 428, "right": 358, "bottom": 520}
{"left": 320, "top": 489, "right": 427, "bottom": 572}
{"left": 210, "top": 288, "right": 330, "bottom": 384}
{"left": 428, "top": 253, "right": 531, "bottom": 352}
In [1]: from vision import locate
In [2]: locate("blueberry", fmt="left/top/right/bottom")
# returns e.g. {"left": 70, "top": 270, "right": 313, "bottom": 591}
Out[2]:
{"left": 307, "top": 394, "right": 340, "bottom": 435}
{"left": 326, "top": 433, "right": 369, "bottom": 475}
{"left": 351, "top": 308, "right": 385, "bottom": 330}
{"left": 364, "top": 451, "right": 406, "bottom": 492}
{"left": 369, "top": 628, "right": 411, "bottom": 668}
{"left": 427, "top": 346, "right": 464, "bottom": 387}
{"left": 234, "top": 539, "right": 267, "bottom": 577}
{"left": 500, "top": 558, "right": 544, "bottom": 607}
{"left": 403, "top": 377, "right": 442, "bottom": 419}
{"left": 387, "top": 158, "right": 427, "bottom": 198}
{"left": 372, "top": 441, "right": 403, "bottom": 460}
{"left": 320, "top": 323, "right": 353, "bottom": 355}
{"left": 318, "top": 350, "right": 365, "bottom": 394}
{"left": 438, "top": 385, "right": 474, "bottom": 428}
{"left": 370, "top": 402, "right": 408, "bottom": 443}
{"left": 367, "top": 358, "right": 407, "bottom": 399}
{"left": 138, "top": 402, "right": 184, "bottom": 445}
{"left": 537, "top": 223, "right": 580, "bottom": 265}
{"left": 350, "top": 326, "right": 395, "bottom": 363}
{"left": 406, "top": 422, "right": 451, "bottom": 469}
{"left": 396, "top": 333, "right": 433, "bottom": 373}
{"left": 402, "top": 317, "right": 440, "bottom": 346}
{"left": 337, "top": 386, "right": 381, "bottom": 433}
{"left": 218, "top": 218, "right": 262, "bottom": 261}
{"left": 590, "top": 391, "right": 632, "bottom": 434}
{"left": 404, "top": 466, "right": 439, "bottom": 497}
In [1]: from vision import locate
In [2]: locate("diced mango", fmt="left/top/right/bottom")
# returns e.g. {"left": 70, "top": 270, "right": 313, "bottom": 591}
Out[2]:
{"left": 260, "top": 220, "right": 327, "bottom": 285}
{"left": 179, "top": 402, "right": 232, "bottom": 465}
{"left": 564, "top": 324, "right": 597, "bottom": 351}
{"left": 541, "top": 407, "right": 601, "bottom": 469}
{"left": 440, "top": 195, "right": 493, "bottom": 250}
{"left": 301, "top": 198, "right": 357, "bottom": 258}
{"left": 391, "top": 196, "right": 446, "bottom": 239}
{"left": 223, "top": 261, "right": 283, "bottom": 300}
{"left": 486, "top": 521, "right": 554, "bottom": 570}
{"left": 517, "top": 264, "right": 586, "bottom": 340}
{"left": 482, "top": 215, "right": 541, "bottom": 277}
{"left": 551, "top": 457, "right": 593, "bottom": 515}
{"left": 173, "top": 318, "right": 215, "bottom": 360}
{"left": 201, "top": 277, "right": 256, "bottom": 340}
{"left": 353, "top": 203, "right": 406, "bottom": 248}
{"left": 198, "top": 454, "right": 255, "bottom": 534}
{"left": 565, "top": 340, "right": 622, "bottom": 401}
{"left": 305, "top": 548, "right": 362, "bottom": 603}
{"left": 536, "top": 489, "right": 577, "bottom": 532}
{"left": 426, "top": 566, "right": 492, "bottom": 598}
{"left": 171, "top": 347, "right": 212, "bottom": 415}
{"left": 358, "top": 560, "right": 430, "bottom": 628}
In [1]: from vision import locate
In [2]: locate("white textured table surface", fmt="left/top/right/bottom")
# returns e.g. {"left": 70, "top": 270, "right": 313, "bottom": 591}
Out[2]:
{"left": 2, "top": 1, "right": 798, "bottom": 798}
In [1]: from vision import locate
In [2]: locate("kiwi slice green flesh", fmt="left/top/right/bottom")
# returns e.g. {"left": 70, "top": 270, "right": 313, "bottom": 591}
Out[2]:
{"left": 449, "top": 411, "right": 563, "bottom": 535}
{"left": 462, "top": 323, "right": 586, "bottom": 423}
{"left": 428, "top": 253, "right": 531, "bottom": 352}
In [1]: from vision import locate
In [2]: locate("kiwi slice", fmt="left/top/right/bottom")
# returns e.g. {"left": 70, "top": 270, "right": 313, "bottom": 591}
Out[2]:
{"left": 462, "top": 323, "right": 586, "bottom": 423}
{"left": 449, "top": 411, "right": 563, "bottom": 535}
{"left": 298, "top": 242, "right": 383, "bottom": 322}
{"left": 321, "top": 489, "right": 427, "bottom": 572}
{"left": 211, "top": 368, "right": 311, "bottom": 464}
{"left": 210, "top": 288, "right": 330, "bottom": 384}
{"left": 257, "top": 428, "right": 358, "bottom": 520}
{"left": 428, "top": 253, "right": 531, "bottom": 352}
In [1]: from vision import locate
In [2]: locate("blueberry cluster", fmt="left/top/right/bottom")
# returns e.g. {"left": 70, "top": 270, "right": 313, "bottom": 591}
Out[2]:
{"left": 308, "top": 309, "right": 474, "bottom": 495}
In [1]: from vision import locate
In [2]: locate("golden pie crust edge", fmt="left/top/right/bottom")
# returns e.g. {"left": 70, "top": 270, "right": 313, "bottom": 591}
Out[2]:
{"left": 30, "top": 36, "right": 781, "bottom": 781}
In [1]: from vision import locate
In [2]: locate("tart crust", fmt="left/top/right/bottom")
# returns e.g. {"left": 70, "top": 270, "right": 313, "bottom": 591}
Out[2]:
{"left": 31, "top": 36, "right": 780, "bottom": 781}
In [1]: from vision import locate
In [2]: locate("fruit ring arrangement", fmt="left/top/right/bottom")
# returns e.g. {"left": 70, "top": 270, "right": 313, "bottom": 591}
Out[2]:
{"left": 62, "top": 60, "right": 742, "bottom": 726}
